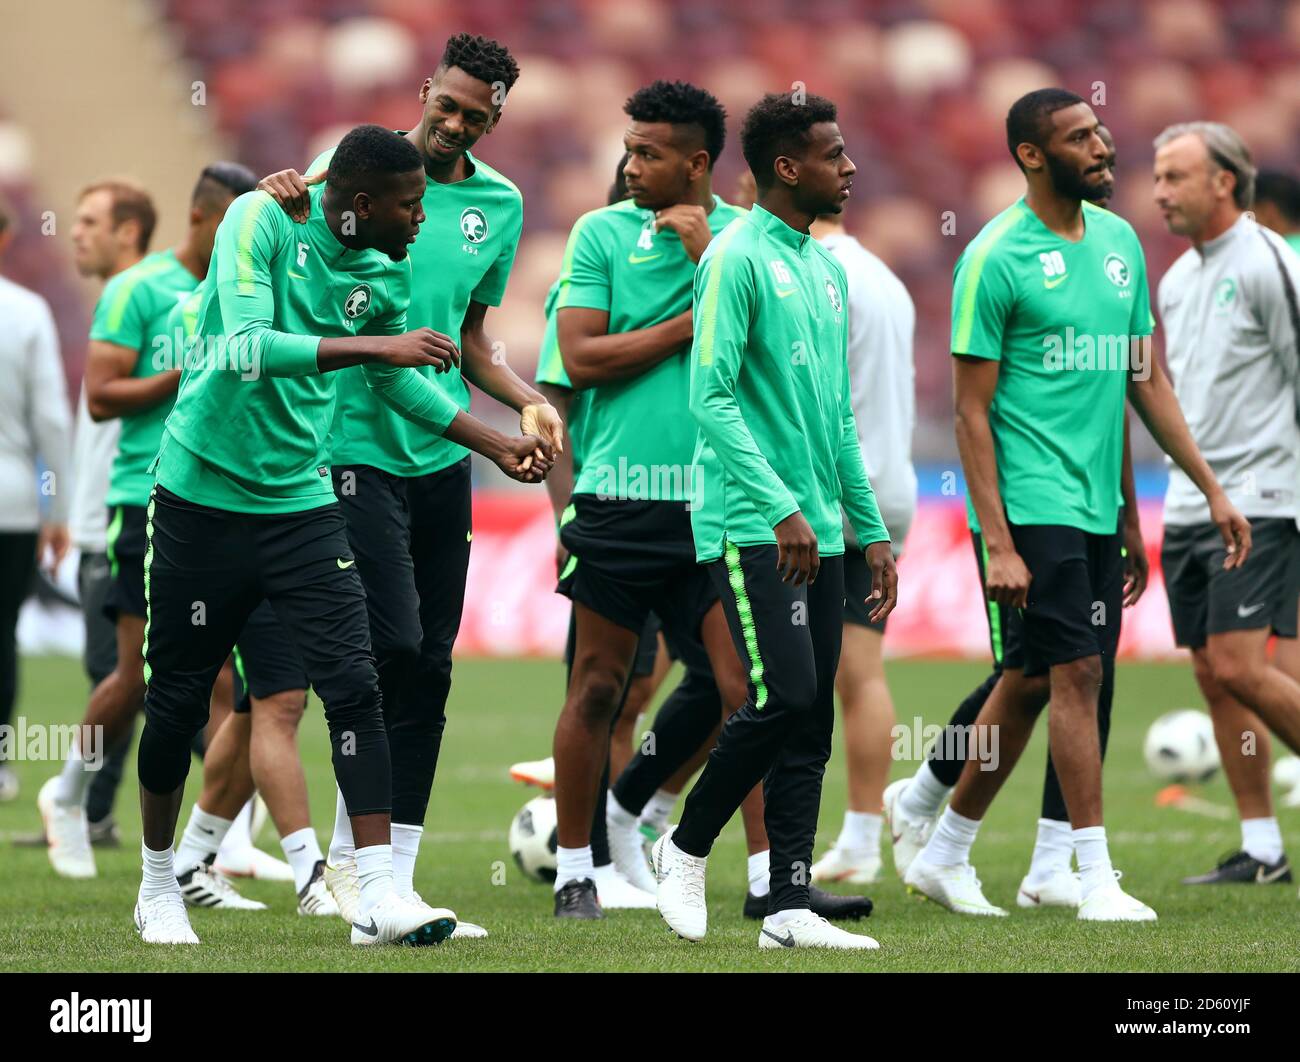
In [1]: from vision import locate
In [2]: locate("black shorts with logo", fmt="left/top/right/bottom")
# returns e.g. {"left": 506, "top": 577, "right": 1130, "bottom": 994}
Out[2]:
{"left": 103, "top": 504, "right": 149, "bottom": 621}
{"left": 973, "top": 519, "right": 1124, "bottom": 677}
{"left": 1161, "top": 517, "right": 1300, "bottom": 649}
{"left": 557, "top": 495, "right": 718, "bottom": 647}
{"left": 231, "top": 599, "right": 311, "bottom": 714}
{"left": 842, "top": 547, "right": 898, "bottom": 633}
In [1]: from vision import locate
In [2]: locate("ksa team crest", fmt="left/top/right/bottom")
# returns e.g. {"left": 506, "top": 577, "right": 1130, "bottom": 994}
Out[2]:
{"left": 460, "top": 207, "right": 489, "bottom": 243}
{"left": 825, "top": 279, "right": 842, "bottom": 312}
{"left": 344, "top": 283, "right": 372, "bottom": 319}
{"left": 1103, "top": 253, "right": 1130, "bottom": 288}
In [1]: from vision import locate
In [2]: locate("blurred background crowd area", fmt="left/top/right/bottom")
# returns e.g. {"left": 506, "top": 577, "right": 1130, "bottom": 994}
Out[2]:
{"left": 2, "top": 0, "right": 1300, "bottom": 461}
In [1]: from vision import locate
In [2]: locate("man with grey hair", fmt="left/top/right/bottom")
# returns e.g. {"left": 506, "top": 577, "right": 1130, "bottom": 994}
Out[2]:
{"left": 1154, "top": 120, "right": 1300, "bottom": 890}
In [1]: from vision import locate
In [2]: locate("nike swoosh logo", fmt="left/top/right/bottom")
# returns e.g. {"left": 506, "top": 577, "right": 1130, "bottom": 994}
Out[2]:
{"left": 775, "top": 288, "right": 798, "bottom": 298}
{"left": 1256, "top": 863, "right": 1290, "bottom": 883}
{"left": 337, "top": 558, "right": 355, "bottom": 569}
{"left": 1020, "top": 889, "right": 1041, "bottom": 905}
{"left": 288, "top": 271, "right": 309, "bottom": 280}
{"left": 197, "top": 826, "right": 214, "bottom": 835}
{"left": 628, "top": 253, "right": 661, "bottom": 264}
{"left": 761, "top": 928, "right": 795, "bottom": 947}
{"left": 352, "top": 918, "right": 378, "bottom": 937}
{"left": 1044, "top": 275, "right": 1068, "bottom": 289}
{"left": 288, "top": 844, "right": 307, "bottom": 853}
{"left": 1237, "top": 602, "right": 1266, "bottom": 618}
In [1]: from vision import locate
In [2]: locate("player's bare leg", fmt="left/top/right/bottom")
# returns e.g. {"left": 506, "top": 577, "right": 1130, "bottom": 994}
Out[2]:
{"left": 552, "top": 603, "right": 638, "bottom": 915}
{"left": 1180, "top": 643, "right": 1290, "bottom": 884}
{"left": 815, "top": 624, "right": 894, "bottom": 883}
{"left": 902, "top": 668, "right": 1044, "bottom": 916}
{"left": 41, "top": 614, "right": 148, "bottom": 878}
{"left": 1206, "top": 628, "right": 1300, "bottom": 754}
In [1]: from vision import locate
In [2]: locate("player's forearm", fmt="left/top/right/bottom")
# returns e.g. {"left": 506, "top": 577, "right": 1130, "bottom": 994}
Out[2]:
{"left": 538, "top": 384, "right": 574, "bottom": 520}
{"left": 461, "top": 327, "right": 546, "bottom": 412}
{"left": 1128, "top": 364, "right": 1223, "bottom": 503}
{"left": 955, "top": 402, "right": 1013, "bottom": 552}
{"left": 86, "top": 370, "right": 180, "bottom": 421}
{"left": 439, "top": 409, "right": 515, "bottom": 465}
{"left": 362, "top": 362, "right": 461, "bottom": 434}
{"left": 837, "top": 414, "right": 889, "bottom": 546}
{"left": 561, "top": 311, "right": 692, "bottom": 388}
{"left": 1121, "top": 414, "right": 1139, "bottom": 529}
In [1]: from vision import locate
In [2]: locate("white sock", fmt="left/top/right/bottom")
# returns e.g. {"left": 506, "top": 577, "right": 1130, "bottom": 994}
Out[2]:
{"left": 328, "top": 787, "right": 355, "bottom": 865}
{"left": 216, "top": 801, "right": 253, "bottom": 866}
{"left": 355, "top": 843, "right": 393, "bottom": 917}
{"left": 607, "top": 791, "right": 637, "bottom": 828}
{"left": 391, "top": 823, "right": 423, "bottom": 898}
{"left": 1026, "top": 817, "right": 1075, "bottom": 881}
{"left": 899, "top": 761, "right": 950, "bottom": 822}
{"left": 139, "top": 841, "right": 178, "bottom": 901}
{"left": 836, "top": 810, "right": 882, "bottom": 856}
{"left": 280, "top": 827, "right": 324, "bottom": 893}
{"left": 640, "top": 789, "right": 676, "bottom": 832}
{"left": 747, "top": 850, "right": 770, "bottom": 897}
{"left": 554, "top": 844, "right": 595, "bottom": 891}
{"left": 1073, "top": 825, "right": 1114, "bottom": 894}
{"left": 1241, "top": 817, "right": 1284, "bottom": 865}
{"left": 54, "top": 743, "right": 93, "bottom": 807}
{"left": 766, "top": 906, "right": 806, "bottom": 926}
{"left": 174, "top": 806, "right": 232, "bottom": 871}
{"left": 922, "top": 807, "right": 981, "bottom": 866}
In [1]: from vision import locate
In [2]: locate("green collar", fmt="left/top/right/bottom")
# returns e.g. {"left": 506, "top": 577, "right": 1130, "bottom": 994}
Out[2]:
{"left": 749, "top": 203, "right": 809, "bottom": 251}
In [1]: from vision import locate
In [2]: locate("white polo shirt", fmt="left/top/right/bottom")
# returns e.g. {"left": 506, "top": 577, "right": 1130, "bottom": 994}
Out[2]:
{"left": 0, "top": 274, "right": 72, "bottom": 532}
{"left": 820, "top": 230, "right": 917, "bottom": 550}
{"left": 1158, "top": 214, "right": 1300, "bottom": 526}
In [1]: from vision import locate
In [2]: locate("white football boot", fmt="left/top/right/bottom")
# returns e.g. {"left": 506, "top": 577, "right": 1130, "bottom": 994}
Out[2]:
{"left": 652, "top": 829, "right": 707, "bottom": 941}
{"left": 176, "top": 857, "right": 267, "bottom": 910}
{"left": 134, "top": 892, "right": 200, "bottom": 945}
{"left": 810, "top": 846, "right": 881, "bottom": 885}
{"left": 758, "top": 911, "right": 880, "bottom": 950}
{"left": 904, "top": 858, "right": 1008, "bottom": 916}
{"left": 350, "top": 891, "right": 456, "bottom": 946}
{"left": 509, "top": 756, "right": 555, "bottom": 791}
{"left": 324, "top": 859, "right": 361, "bottom": 924}
{"left": 1077, "top": 872, "right": 1157, "bottom": 922}
{"left": 1017, "top": 867, "right": 1082, "bottom": 908}
{"left": 38, "top": 776, "right": 96, "bottom": 879}
{"left": 297, "top": 861, "right": 341, "bottom": 917}
{"left": 591, "top": 863, "right": 656, "bottom": 909}
{"left": 882, "top": 778, "right": 936, "bottom": 880}
{"left": 402, "top": 888, "right": 483, "bottom": 939}
{"left": 214, "top": 845, "right": 294, "bottom": 882}
{"left": 607, "top": 810, "right": 660, "bottom": 894}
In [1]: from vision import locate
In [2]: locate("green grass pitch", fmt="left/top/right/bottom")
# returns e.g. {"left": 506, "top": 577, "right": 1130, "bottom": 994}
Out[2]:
{"left": 1, "top": 654, "right": 1296, "bottom": 972}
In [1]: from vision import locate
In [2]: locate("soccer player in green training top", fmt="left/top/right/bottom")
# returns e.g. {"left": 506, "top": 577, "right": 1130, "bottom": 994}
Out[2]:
{"left": 134, "top": 125, "right": 548, "bottom": 946}
{"left": 158, "top": 281, "right": 339, "bottom": 918}
{"left": 257, "top": 36, "right": 560, "bottom": 937}
{"left": 901, "top": 88, "right": 1250, "bottom": 923}
{"left": 39, "top": 162, "right": 256, "bottom": 882}
{"left": 549, "top": 81, "right": 759, "bottom": 920}
{"left": 652, "top": 92, "right": 897, "bottom": 951}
